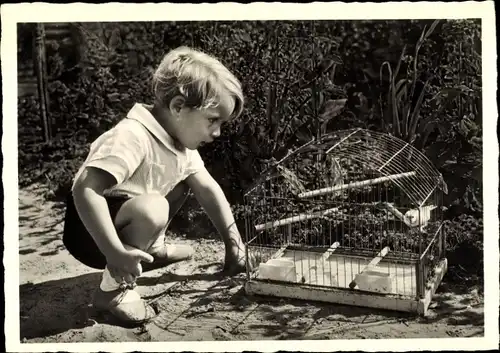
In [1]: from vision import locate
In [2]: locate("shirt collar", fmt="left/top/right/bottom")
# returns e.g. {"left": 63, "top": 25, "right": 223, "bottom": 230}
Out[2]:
{"left": 126, "top": 103, "right": 184, "bottom": 155}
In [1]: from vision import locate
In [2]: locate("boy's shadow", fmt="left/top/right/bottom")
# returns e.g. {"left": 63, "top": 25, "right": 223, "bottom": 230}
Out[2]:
{"left": 20, "top": 272, "right": 102, "bottom": 340}
{"left": 19, "top": 266, "right": 229, "bottom": 340}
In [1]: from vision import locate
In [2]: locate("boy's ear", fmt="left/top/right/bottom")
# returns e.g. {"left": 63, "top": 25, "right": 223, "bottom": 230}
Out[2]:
{"left": 169, "top": 95, "right": 186, "bottom": 115}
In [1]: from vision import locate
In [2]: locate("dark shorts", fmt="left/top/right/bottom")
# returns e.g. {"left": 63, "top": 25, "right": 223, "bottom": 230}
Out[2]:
{"left": 62, "top": 193, "right": 130, "bottom": 270}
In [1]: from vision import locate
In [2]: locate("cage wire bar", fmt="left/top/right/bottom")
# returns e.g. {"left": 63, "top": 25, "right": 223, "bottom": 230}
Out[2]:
{"left": 243, "top": 128, "right": 448, "bottom": 315}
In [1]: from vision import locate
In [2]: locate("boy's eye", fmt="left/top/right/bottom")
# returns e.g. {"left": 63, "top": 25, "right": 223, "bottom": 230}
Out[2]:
{"left": 209, "top": 118, "right": 219, "bottom": 124}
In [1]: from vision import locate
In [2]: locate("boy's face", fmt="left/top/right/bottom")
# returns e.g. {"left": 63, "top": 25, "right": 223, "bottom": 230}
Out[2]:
{"left": 172, "top": 94, "right": 236, "bottom": 150}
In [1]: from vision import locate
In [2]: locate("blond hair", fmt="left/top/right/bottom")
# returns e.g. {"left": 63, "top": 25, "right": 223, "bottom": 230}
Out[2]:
{"left": 152, "top": 46, "right": 244, "bottom": 120}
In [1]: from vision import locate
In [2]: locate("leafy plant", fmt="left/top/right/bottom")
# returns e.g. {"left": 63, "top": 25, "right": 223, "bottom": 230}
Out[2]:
{"left": 444, "top": 214, "right": 483, "bottom": 280}
{"left": 378, "top": 20, "right": 476, "bottom": 149}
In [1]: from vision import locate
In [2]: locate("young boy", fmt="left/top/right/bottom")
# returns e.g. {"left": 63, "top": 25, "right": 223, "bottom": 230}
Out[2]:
{"left": 63, "top": 46, "right": 252, "bottom": 325}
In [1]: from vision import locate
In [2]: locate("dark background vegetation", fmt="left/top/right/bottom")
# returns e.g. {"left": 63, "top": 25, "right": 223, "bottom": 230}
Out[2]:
{"left": 17, "top": 20, "right": 483, "bottom": 286}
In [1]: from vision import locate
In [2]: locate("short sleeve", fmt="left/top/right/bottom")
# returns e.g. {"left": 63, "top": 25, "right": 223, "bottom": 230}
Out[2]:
{"left": 84, "top": 121, "right": 147, "bottom": 185}
{"left": 184, "top": 150, "right": 206, "bottom": 178}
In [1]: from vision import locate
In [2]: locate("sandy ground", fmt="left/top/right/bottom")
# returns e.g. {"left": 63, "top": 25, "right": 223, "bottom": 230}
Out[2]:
{"left": 18, "top": 183, "right": 485, "bottom": 343}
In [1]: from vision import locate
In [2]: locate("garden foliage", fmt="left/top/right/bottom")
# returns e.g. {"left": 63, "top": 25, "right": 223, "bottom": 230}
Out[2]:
{"left": 18, "top": 19, "right": 483, "bottom": 280}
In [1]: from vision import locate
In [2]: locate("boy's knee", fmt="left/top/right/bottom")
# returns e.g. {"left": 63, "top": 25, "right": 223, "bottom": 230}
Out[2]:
{"left": 116, "top": 194, "right": 170, "bottom": 234}
{"left": 142, "top": 204, "right": 170, "bottom": 233}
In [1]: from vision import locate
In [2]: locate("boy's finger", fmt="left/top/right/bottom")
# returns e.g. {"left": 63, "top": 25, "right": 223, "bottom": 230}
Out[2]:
{"left": 111, "top": 272, "right": 124, "bottom": 283}
{"left": 123, "top": 273, "right": 136, "bottom": 284}
{"left": 134, "top": 250, "right": 154, "bottom": 264}
{"left": 129, "top": 263, "right": 142, "bottom": 277}
{"left": 111, "top": 270, "right": 129, "bottom": 284}
{"left": 108, "top": 265, "right": 130, "bottom": 283}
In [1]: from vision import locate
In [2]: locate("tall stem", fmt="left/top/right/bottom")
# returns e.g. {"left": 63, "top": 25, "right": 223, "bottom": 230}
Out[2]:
{"left": 34, "top": 23, "right": 51, "bottom": 142}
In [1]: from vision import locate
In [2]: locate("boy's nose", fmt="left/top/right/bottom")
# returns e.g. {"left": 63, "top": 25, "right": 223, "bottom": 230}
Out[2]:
{"left": 211, "top": 127, "right": 221, "bottom": 139}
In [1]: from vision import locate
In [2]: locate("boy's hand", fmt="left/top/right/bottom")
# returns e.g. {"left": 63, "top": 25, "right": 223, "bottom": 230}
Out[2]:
{"left": 107, "top": 248, "right": 154, "bottom": 284}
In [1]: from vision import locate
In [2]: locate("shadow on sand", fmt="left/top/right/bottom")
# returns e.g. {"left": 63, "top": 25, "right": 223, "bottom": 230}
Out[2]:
{"left": 19, "top": 270, "right": 484, "bottom": 341}
{"left": 20, "top": 273, "right": 102, "bottom": 340}
{"left": 19, "top": 267, "right": 231, "bottom": 340}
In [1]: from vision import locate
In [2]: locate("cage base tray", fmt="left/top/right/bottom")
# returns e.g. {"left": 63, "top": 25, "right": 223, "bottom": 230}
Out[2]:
{"left": 245, "top": 258, "right": 447, "bottom": 316}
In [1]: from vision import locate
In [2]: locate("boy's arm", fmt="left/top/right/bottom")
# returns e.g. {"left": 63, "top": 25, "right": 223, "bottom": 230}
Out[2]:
{"left": 185, "top": 169, "right": 241, "bottom": 246}
{"left": 72, "top": 167, "right": 126, "bottom": 259}
{"left": 72, "top": 167, "right": 153, "bottom": 276}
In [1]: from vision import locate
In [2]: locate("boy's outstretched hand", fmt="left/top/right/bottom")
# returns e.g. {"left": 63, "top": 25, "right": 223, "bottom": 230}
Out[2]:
{"left": 107, "top": 247, "right": 154, "bottom": 285}
{"left": 223, "top": 237, "right": 260, "bottom": 275}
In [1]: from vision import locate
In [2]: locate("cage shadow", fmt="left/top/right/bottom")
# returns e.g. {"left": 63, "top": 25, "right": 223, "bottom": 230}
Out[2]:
{"left": 136, "top": 267, "right": 226, "bottom": 287}
{"left": 167, "top": 275, "right": 247, "bottom": 309}
{"left": 145, "top": 273, "right": 419, "bottom": 341}
{"left": 251, "top": 292, "right": 413, "bottom": 320}
{"left": 147, "top": 274, "right": 242, "bottom": 332}
{"left": 229, "top": 290, "right": 416, "bottom": 340}
{"left": 240, "top": 323, "right": 303, "bottom": 339}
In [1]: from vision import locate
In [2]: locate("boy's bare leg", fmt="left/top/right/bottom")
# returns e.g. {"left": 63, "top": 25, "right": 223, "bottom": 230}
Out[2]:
{"left": 114, "top": 194, "right": 171, "bottom": 250}
{"left": 93, "top": 192, "right": 193, "bottom": 324}
{"left": 144, "top": 181, "right": 193, "bottom": 268}
{"left": 114, "top": 190, "right": 194, "bottom": 271}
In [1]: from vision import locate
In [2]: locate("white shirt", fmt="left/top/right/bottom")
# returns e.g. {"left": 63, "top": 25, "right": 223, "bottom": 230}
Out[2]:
{"left": 72, "top": 103, "right": 206, "bottom": 198}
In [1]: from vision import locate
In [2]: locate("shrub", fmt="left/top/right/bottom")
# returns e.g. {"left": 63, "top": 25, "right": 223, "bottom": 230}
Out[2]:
{"left": 444, "top": 214, "right": 483, "bottom": 283}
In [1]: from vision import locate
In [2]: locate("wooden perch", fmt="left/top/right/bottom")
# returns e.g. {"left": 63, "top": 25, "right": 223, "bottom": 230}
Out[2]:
{"left": 349, "top": 246, "right": 390, "bottom": 289}
{"left": 255, "top": 207, "right": 339, "bottom": 232}
{"left": 320, "top": 241, "right": 340, "bottom": 261}
{"left": 381, "top": 202, "right": 405, "bottom": 221}
{"left": 381, "top": 202, "right": 437, "bottom": 230}
{"left": 298, "top": 171, "right": 417, "bottom": 199}
{"left": 302, "top": 242, "right": 340, "bottom": 284}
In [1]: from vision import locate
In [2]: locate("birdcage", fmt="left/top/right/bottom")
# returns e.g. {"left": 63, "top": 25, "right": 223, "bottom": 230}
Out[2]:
{"left": 243, "top": 128, "right": 448, "bottom": 315}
